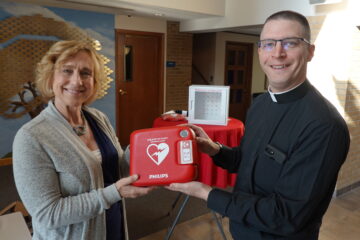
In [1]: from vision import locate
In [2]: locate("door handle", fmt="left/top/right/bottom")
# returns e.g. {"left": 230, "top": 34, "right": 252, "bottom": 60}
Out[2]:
{"left": 119, "top": 89, "right": 128, "bottom": 95}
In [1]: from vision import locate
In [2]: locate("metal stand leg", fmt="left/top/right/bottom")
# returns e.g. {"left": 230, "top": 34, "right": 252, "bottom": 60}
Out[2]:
{"left": 211, "top": 211, "right": 227, "bottom": 240}
{"left": 164, "top": 194, "right": 190, "bottom": 240}
{"left": 166, "top": 192, "right": 183, "bottom": 217}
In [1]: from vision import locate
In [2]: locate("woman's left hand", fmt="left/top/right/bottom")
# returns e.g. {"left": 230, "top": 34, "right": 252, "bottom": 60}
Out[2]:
{"left": 115, "top": 175, "right": 155, "bottom": 198}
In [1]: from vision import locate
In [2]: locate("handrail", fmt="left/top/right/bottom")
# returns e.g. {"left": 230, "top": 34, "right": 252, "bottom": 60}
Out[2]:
{"left": 192, "top": 64, "right": 211, "bottom": 85}
{"left": 0, "top": 157, "right": 12, "bottom": 167}
{"left": 0, "top": 201, "right": 29, "bottom": 216}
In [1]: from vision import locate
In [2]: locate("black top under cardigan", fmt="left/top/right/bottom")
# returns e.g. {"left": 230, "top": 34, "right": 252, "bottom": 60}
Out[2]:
{"left": 84, "top": 111, "right": 124, "bottom": 240}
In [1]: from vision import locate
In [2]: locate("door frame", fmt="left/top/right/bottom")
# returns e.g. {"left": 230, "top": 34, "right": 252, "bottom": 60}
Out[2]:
{"left": 224, "top": 41, "right": 253, "bottom": 121}
{"left": 115, "top": 29, "right": 165, "bottom": 139}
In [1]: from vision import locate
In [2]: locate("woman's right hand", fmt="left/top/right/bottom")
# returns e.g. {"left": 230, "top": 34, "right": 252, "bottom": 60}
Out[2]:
{"left": 187, "top": 124, "right": 220, "bottom": 156}
{"left": 115, "top": 175, "right": 155, "bottom": 198}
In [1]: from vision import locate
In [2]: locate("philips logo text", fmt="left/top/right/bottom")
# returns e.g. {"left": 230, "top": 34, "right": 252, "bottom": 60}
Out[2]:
{"left": 149, "top": 174, "right": 168, "bottom": 179}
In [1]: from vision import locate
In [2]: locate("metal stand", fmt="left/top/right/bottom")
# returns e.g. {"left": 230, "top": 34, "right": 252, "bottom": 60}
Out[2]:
{"left": 164, "top": 194, "right": 227, "bottom": 240}
{"left": 211, "top": 211, "right": 228, "bottom": 240}
{"left": 164, "top": 194, "right": 190, "bottom": 240}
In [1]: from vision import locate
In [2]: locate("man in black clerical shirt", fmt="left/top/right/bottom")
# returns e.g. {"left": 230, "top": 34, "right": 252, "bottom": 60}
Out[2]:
{"left": 166, "top": 10, "right": 350, "bottom": 240}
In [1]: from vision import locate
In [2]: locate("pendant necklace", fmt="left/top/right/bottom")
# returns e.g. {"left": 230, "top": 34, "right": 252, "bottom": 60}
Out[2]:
{"left": 73, "top": 111, "right": 87, "bottom": 136}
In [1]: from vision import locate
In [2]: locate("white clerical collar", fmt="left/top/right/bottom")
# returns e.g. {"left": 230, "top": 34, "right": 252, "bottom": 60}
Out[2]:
{"left": 268, "top": 82, "right": 305, "bottom": 103}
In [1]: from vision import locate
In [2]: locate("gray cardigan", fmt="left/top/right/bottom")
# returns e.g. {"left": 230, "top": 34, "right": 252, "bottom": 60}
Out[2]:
{"left": 13, "top": 101, "right": 129, "bottom": 240}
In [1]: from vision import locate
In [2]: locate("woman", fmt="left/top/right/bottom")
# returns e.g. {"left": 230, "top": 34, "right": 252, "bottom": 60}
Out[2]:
{"left": 12, "top": 40, "right": 153, "bottom": 240}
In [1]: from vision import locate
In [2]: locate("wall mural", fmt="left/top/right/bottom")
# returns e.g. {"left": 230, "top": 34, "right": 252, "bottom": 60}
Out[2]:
{"left": 0, "top": 2, "right": 115, "bottom": 158}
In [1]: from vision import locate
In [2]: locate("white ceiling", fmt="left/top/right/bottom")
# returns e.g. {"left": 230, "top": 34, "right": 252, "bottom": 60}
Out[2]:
{"left": 10, "top": 0, "right": 263, "bottom": 35}
{"left": 31, "top": 0, "right": 222, "bottom": 20}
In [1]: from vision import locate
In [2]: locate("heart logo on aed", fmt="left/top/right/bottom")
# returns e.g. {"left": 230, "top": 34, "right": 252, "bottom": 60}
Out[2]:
{"left": 146, "top": 143, "right": 169, "bottom": 165}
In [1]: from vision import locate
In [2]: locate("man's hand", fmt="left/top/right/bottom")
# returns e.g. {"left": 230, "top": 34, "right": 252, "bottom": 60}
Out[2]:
{"left": 187, "top": 124, "right": 221, "bottom": 156}
{"left": 165, "top": 181, "right": 212, "bottom": 201}
{"left": 116, "top": 175, "right": 155, "bottom": 198}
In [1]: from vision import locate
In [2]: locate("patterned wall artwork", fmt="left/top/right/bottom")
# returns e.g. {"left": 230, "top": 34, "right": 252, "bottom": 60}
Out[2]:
{"left": 0, "top": 2, "right": 115, "bottom": 157}
{"left": 0, "top": 14, "right": 113, "bottom": 118}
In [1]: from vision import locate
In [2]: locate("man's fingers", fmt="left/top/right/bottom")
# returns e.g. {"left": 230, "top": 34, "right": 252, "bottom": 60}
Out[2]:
{"left": 196, "top": 137, "right": 209, "bottom": 144}
{"left": 165, "top": 183, "right": 177, "bottom": 191}
{"left": 188, "top": 124, "right": 203, "bottom": 134}
{"left": 170, "top": 183, "right": 184, "bottom": 188}
{"left": 167, "top": 183, "right": 191, "bottom": 194}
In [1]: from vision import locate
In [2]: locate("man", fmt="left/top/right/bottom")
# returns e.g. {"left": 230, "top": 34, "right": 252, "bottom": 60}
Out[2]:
{"left": 166, "top": 10, "right": 350, "bottom": 240}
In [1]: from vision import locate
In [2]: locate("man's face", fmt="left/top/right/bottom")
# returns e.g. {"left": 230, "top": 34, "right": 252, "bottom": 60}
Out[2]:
{"left": 258, "top": 19, "right": 315, "bottom": 93}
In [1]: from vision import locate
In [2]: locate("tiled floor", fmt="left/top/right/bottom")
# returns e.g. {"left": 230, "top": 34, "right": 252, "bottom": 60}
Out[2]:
{"left": 139, "top": 188, "right": 360, "bottom": 240}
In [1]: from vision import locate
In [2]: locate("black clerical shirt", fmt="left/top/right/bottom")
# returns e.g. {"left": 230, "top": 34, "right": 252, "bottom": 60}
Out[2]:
{"left": 208, "top": 80, "right": 350, "bottom": 240}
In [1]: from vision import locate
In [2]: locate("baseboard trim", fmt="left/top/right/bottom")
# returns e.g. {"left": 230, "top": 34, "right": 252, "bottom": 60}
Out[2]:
{"left": 335, "top": 180, "right": 360, "bottom": 196}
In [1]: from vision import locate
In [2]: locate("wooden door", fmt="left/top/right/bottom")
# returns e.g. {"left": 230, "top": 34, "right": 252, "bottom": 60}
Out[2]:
{"left": 224, "top": 42, "right": 253, "bottom": 122}
{"left": 115, "top": 30, "right": 164, "bottom": 146}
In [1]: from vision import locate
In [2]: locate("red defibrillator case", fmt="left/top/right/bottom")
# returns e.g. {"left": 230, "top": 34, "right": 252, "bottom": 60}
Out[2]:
{"left": 130, "top": 126, "right": 198, "bottom": 186}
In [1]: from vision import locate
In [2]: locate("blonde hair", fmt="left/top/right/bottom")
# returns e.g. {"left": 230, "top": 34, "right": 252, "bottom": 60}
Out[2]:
{"left": 36, "top": 40, "right": 106, "bottom": 105}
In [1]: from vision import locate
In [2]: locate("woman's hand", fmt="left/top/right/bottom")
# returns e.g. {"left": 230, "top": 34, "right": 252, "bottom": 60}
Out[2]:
{"left": 165, "top": 181, "right": 212, "bottom": 201}
{"left": 115, "top": 175, "right": 155, "bottom": 198}
{"left": 187, "top": 124, "right": 220, "bottom": 156}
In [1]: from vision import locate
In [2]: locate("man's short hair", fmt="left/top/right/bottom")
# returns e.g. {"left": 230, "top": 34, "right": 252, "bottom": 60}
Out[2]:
{"left": 264, "top": 10, "right": 311, "bottom": 42}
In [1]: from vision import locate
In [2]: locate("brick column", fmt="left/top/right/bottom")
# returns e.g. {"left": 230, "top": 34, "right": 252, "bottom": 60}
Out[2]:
{"left": 166, "top": 21, "right": 193, "bottom": 111}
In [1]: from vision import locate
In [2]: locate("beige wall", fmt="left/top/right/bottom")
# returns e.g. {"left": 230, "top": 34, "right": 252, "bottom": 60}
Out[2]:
{"left": 307, "top": 3, "right": 360, "bottom": 194}
{"left": 180, "top": 0, "right": 314, "bottom": 32}
{"left": 214, "top": 32, "right": 265, "bottom": 94}
{"left": 115, "top": 15, "right": 167, "bottom": 33}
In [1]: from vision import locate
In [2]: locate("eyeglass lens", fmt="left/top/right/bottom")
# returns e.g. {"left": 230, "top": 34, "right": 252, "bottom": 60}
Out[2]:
{"left": 259, "top": 38, "right": 308, "bottom": 51}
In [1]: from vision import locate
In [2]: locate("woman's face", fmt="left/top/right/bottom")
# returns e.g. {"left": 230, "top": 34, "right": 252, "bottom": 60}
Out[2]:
{"left": 52, "top": 51, "right": 95, "bottom": 108}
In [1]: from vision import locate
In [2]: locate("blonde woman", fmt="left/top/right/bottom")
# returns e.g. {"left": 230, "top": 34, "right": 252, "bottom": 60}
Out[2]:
{"left": 13, "top": 40, "right": 153, "bottom": 240}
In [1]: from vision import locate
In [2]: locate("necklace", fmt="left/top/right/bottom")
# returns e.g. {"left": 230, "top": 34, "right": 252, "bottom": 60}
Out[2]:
{"left": 73, "top": 111, "right": 87, "bottom": 136}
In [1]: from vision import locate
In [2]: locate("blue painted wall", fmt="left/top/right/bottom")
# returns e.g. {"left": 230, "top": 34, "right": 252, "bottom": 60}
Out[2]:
{"left": 0, "top": 2, "right": 116, "bottom": 157}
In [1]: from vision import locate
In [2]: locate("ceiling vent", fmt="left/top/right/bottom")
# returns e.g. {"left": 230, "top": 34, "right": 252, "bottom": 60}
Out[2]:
{"left": 55, "top": 0, "right": 134, "bottom": 12}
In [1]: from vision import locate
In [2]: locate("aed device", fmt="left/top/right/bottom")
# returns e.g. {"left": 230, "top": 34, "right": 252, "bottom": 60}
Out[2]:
{"left": 130, "top": 126, "right": 198, "bottom": 186}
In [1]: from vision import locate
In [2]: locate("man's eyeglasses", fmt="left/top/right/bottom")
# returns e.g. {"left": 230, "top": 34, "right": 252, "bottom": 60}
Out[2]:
{"left": 257, "top": 37, "right": 311, "bottom": 51}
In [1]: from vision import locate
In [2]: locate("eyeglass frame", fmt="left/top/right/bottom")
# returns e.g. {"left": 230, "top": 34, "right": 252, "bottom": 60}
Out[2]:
{"left": 257, "top": 37, "right": 311, "bottom": 51}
